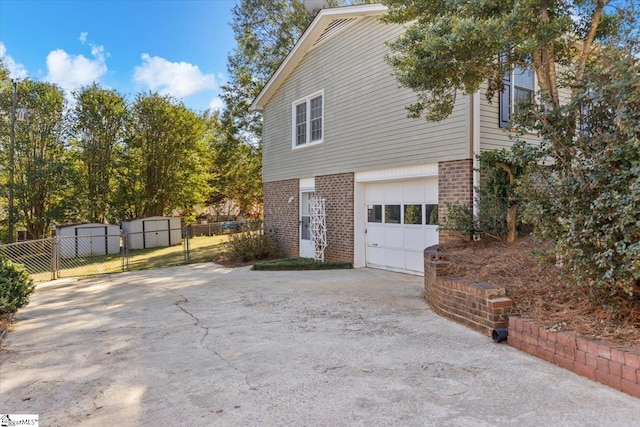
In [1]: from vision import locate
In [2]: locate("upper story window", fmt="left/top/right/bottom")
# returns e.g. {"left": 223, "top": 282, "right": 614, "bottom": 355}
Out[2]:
{"left": 499, "top": 65, "right": 535, "bottom": 128}
{"left": 292, "top": 90, "right": 323, "bottom": 149}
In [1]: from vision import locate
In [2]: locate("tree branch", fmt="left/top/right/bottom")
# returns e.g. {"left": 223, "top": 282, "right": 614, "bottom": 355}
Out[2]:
{"left": 575, "top": 0, "right": 607, "bottom": 90}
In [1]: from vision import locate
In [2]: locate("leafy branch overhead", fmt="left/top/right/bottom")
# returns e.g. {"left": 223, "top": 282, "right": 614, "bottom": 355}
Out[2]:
{"left": 382, "top": 0, "right": 625, "bottom": 121}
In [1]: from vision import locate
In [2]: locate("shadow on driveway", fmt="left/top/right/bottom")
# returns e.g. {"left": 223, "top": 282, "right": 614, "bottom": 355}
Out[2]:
{"left": 1, "top": 264, "right": 639, "bottom": 426}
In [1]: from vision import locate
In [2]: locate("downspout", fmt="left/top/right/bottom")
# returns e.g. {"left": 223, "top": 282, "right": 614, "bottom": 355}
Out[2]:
{"left": 472, "top": 92, "right": 481, "bottom": 217}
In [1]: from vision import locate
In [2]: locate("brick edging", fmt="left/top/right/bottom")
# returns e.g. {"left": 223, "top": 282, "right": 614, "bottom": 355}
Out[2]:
{"left": 508, "top": 317, "right": 640, "bottom": 399}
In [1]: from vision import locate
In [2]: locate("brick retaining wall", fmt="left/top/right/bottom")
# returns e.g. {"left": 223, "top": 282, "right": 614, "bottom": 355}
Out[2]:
{"left": 424, "top": 247, "right": 513, "bottom": 336}
{"left": 509, "top": 317, "right": 640, "bottom": 399}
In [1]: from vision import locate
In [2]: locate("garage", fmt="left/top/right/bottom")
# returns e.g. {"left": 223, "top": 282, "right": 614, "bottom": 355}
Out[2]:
{"left": 364, "top": 178, "right": 438, "bottom": 275}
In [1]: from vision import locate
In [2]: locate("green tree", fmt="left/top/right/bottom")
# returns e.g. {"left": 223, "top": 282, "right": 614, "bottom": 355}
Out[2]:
{"left": 382, "top": 0, "right": 627, "bottom": 121}
{"left": 120, "top": 92, "right": 210, "bottom": 220}
{"left": 517, "top": 44, "right": 640, "bottom": 313}
{"left": 0, "top": 80, "right": 75, "bottom": 239}
{"left": 0, "top": 62, "right": 11, "bottom": 240}
{"left": 71, "top": 84, "right": 128, "bottom": 223}
{"left": 205, "top": 113, "right": 262, "bottom": 219}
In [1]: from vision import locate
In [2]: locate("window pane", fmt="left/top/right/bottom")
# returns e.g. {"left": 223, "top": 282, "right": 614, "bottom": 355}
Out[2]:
{"left": 301, "top": 216, "right": 311, "bottom": 240}
{"left": 425, "top": 204, "right": 438, "bottom": 225}
{"left": 514, "top": 66, "right": 534, "bottom": 89}
{"left": 311, "top": 118, "right": 322, "bottom": 141}
{"left": 297, "top": 124, "right": 306, "bottom": 145}
{"left": 296, "top": 103, "right": 307, "bottom": 145}
{"left": 404, "top": 204, "right": 422, "bottom": 225}
{"left": 301, "top": 192, "right": 314, "bottom": 215}
{"left": 310, "top": 96, "right": 322, "bottom": 119}
{"left": 514, "top": 88, "right": 533, "bottom": 115}
{"left": 384, "top": 205, "right": 401, "bottom": 224}
{"left": 367, "top": 205, "right": 382, "bottom": 223}
{"left": 310, "top": 96, "right": 322, "bottom": 141}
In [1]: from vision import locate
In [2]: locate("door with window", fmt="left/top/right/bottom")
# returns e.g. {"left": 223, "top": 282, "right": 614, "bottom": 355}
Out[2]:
{"left": 300, "top": 190, "right": 315, "bottom": 258}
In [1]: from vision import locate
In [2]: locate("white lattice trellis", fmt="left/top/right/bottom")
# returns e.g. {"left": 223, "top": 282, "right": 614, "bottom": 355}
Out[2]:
{"left": 309, "top": 197, "right": 327, "bottom": 262}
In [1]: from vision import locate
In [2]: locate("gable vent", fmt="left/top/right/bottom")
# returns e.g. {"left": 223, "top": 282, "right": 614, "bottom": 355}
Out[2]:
{"left": 313, "top": 17, "right": 358, "bottom": 47}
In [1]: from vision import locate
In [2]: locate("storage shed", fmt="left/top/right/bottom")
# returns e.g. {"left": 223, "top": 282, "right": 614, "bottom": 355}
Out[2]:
{"left": 121, "top": 216, "right": 182, "bottom": 250}
{"left": 56, "top": 223, "right": 121, "bottom": 258}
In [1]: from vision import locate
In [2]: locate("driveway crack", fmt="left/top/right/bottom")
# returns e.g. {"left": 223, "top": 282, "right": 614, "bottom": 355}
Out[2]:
{"left": 164, "top": 287, "right": 252, "bottom": 390}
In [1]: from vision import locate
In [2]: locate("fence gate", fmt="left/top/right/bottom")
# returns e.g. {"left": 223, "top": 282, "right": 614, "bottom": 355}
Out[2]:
{"left": 0, "top": 224, "right": 250, "bottom": 283}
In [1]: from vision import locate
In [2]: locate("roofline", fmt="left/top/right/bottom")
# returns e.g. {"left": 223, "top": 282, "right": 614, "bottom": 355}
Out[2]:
{"left": 250, "top": 3, "right": 388, "bottom": 112}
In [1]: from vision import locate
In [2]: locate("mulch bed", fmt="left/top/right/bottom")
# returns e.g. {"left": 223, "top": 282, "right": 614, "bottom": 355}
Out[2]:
{"left": 439, "top": 235, "right": 640, "bottom": 348}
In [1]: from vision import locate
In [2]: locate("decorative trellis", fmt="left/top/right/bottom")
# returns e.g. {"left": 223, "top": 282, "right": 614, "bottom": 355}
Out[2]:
{"left": 309, "top": 197, "right": 327, "bottom": 262}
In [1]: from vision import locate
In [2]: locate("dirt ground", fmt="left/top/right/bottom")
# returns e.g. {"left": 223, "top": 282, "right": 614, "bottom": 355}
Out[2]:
{"left": 439, "top": 235, "right": 640, "bottom": 349}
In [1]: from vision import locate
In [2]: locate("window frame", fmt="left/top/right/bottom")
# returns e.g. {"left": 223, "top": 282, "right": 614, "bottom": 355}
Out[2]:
{"left": 292, "top": 90, "right": 324, "bottom": 149}
{"left": 499, "top": 65, "right": 535, "bottom": 129}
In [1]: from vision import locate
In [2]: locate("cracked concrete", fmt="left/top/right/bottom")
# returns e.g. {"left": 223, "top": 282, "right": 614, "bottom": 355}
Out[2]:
{"left": 1, "top": 263, "right": 640, "bottom": 426}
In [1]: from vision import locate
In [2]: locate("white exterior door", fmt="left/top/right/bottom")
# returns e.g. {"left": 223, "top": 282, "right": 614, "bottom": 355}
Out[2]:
{"left": 300, "top": 190, "right": 315, "bottom": 258}
{"left": 365, "top": 179, "right": 438, "bottom": 275}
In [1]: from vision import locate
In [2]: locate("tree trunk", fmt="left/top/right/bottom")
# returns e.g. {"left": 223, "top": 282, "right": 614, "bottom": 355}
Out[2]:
{"left": 506, "top": 204, "right": 517, "bottom": 243}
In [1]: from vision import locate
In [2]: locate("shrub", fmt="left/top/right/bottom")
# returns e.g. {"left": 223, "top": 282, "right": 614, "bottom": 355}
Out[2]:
{"left": 252, "top": 257, "right": 353, "bottom": 271}
{"left": 441, "top": 145, "right": 538, "bottom": 241}
{"left": 514, "top": 46, "right": 640, "bottom": 316}
{"left": 442, "top": 202, "right": 478, "bottom": 239}
{"left": 0, "top": 256, "right": 36, "bottom": 315}
{"left": 226, "top": 229, "right": 286, "bottom": 262}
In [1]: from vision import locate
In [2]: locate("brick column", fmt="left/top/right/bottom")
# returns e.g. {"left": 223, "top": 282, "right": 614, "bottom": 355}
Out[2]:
{"left": 315, "top": 173, "right": 354, "bottom": 263}
{"left": 438, "top": 159, "right": 473, "bottom": 241}
{"left": 263, "top": 179, "right": 299, "bottom": 257}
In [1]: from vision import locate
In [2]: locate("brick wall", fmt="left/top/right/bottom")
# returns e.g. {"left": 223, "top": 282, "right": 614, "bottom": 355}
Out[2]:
{"left": 424, "top": 247, "right": 513, "bottom": 336}
{"left": 438, "top": 159, "right": 473, "bottom": 224}
{"left": 263, "top": 179, "right": 299, "bottom": 257}
{"left": 509, "top": 317, "right": 640, "bottom": 399}
{"left": 316, "top": 173, "right": 354, "bottom": 263}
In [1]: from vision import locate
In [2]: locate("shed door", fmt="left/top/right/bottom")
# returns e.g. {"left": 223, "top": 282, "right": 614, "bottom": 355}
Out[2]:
{"left": 76, "top": 226, "right": 108, "bottom": 256}
{"left": 365, "top": 179, "right": 438, "bottom": 275}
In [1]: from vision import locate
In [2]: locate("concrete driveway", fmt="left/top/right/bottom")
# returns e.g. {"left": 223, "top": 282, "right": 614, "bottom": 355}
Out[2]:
{"left": 1, "top": 264, "right": 639, "bottom": 426}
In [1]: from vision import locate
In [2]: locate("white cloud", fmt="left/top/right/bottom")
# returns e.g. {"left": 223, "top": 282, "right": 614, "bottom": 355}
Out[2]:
{"left": 45, "top": 44, "right": 107, "bottom": 91}
{"left": 133, "top": 53, "right": 217, "bottom": 98}
{"left": 79, "top": 32, "right": 88, "bottom": 44}
{"left": 208, "top": 96, "right": 224, "bottom": 112}
{"left": 0, "top": 42, "right": 29, "bottom": 80}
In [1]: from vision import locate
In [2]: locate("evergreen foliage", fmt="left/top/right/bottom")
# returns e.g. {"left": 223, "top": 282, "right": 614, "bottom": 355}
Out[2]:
{"left": 0, "top": 255, "right": 35, "bottom": 315}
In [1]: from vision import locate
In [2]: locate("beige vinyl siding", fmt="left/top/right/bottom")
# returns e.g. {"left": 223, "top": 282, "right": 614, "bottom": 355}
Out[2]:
{"left": 479, "top": 84, "right": 540, "bottom": 152}
{"left": 262, "top": 17, "right": 470, "bottom": 183}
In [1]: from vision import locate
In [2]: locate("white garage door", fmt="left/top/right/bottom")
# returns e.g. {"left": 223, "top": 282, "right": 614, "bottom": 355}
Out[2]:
{"left": 365, "top": 178, "right": 438, "bottom": 275}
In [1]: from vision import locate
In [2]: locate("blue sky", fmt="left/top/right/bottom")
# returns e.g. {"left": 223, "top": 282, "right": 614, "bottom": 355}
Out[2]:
{"left": 0, "top": 0, "right": 239, "bottom": 113}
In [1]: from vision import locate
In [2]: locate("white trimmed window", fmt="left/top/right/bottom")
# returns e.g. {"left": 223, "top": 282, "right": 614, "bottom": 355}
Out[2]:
{"left": 292, "top": 91, "right": 323, "bottom": 148}
{"left": 499, "top": 65, "right": 535, "bottom": 128}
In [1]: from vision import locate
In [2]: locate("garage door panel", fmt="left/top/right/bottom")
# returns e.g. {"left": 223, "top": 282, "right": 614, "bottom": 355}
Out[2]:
{"left": 366, "top": 246, "right": 385, "bottom": 266}
{"left": 366, "top": 224, "right": 385, "bottom": 246}
{"left": 403, "top": 227, "right": 426, "bottom": 250}
{"left": 384, "top": 182, "right": 404, "bottom": 200}
{"left": 385, "top": 248, "right": 405, "bottom": 270}
{"left": 404, "top": 250, "right": 424, "bottom": 272}
{"left": 383, "top": 227, "right": 403, "bottom": 249}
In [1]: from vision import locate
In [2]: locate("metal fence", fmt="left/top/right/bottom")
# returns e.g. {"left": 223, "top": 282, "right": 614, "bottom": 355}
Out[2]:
{"left": 0, "top": 223, "right": 259, "bottom": 283}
